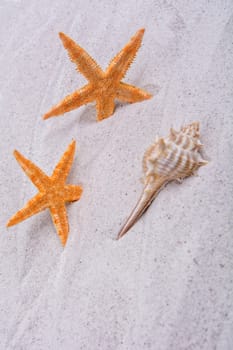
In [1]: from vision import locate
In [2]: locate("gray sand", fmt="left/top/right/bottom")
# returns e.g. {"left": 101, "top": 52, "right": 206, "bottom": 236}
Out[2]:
{"left": 0, "top": 1, "right": 233, "bottom": 349}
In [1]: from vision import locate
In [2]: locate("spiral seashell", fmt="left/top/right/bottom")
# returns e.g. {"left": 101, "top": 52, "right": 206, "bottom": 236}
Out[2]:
{"left": 117, "top": 122, "right": 208, "bottom": 239}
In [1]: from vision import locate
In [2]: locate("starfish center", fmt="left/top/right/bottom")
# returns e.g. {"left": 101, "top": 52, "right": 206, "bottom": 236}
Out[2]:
{"left": 46, "top": 184, "right": 65, "bottom": 205}
{"left": 95, "top": 77, "right": 118, "bottom": 97}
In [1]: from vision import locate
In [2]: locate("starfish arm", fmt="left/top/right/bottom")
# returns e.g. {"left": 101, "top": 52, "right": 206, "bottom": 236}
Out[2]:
{"left": 116, "top": 82, "right": 152, "bottom": 102}
{"left": 50, "top": 204, "right": 69, "bottom": 245}
{"left": 43, "top": 84, "right": 94, "bottom": 120}
{"left": 64, "top": 185, "right": 83, "bottom": 202}
{"left": 52, "top": 141, "right": 76, "bottom": 183}
{"left": 14, "top": 150, "right": 50, "bottom": 191}
{"left": 106, "top": 28, "right": 145, "bottom": 82}
{"left": 96, "top": 96, "right": 115, "bottom": 121}
{"left": 59, "top": 32, "right": 104, "bottom": 82}
{"left": 7, "top": 193, "right": 48, "bottom": 227}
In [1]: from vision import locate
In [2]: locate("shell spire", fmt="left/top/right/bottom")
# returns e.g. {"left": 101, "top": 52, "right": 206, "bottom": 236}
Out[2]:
{"left": 117, "top": 122, "right": 208, "bottom": 240}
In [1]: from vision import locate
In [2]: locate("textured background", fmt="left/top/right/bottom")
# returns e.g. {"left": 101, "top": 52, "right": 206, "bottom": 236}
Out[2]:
{"left": 0, "top": 1, "right": 233, "bottom": 349}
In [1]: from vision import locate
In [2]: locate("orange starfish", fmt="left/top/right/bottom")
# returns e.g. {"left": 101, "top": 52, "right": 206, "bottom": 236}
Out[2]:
{"left": 43, "top": 28, "right": 152, "bottom": 122}
{"left": 6, "top": 141, "right": 82, "bottom": 245}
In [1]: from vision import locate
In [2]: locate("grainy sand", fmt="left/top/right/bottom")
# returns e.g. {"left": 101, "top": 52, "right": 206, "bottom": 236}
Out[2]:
{"left": 0, "top": 1, "right": 233, "bottom": 349}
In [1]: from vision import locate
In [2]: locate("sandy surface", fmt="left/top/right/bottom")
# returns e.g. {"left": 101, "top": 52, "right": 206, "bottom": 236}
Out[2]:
{"left": 0, "top": 1, "right": 233, "bottom": 349}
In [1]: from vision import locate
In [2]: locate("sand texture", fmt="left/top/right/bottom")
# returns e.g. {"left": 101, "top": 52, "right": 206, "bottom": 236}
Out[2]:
{"left": 0, "top": 1, "right": 233, "bottom": 349}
